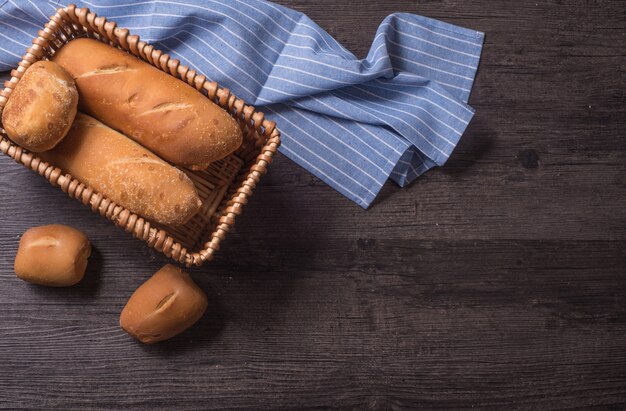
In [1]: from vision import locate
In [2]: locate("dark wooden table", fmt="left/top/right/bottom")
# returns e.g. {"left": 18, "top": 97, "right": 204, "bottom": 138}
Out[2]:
{"left": 1, "top": 1, "right": 625, "bottom": 409}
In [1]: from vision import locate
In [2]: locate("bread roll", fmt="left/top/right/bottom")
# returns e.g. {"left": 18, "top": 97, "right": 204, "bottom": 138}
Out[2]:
{"left": 14, "top": 225, "right": 91, "bottom": 287}
{"left": 52, "top": 38, "right": 243, "bottom": 169}
{"left": 38, "top": 113, "right": 201, "bottom": 226}
{"left": 2, "top": 60, "right": 78, "bottom": 152}
{"left": 120, "top": 264, "right": 208, "bottom": 344}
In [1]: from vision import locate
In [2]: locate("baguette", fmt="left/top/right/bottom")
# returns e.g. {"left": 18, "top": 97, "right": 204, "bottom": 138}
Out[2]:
{"left": 38, "top": 113, "right": 202, "bottom": 226}
{"left": 2, "top": 61, "right": 78, "bottom": 152}
{"left": 52, "top": 38, "right": 243, "bottom": 169}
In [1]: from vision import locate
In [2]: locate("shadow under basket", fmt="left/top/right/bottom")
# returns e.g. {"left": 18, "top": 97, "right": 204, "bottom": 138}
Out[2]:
{"left": 0, "top": 5, "right": 280, "bottom": 267}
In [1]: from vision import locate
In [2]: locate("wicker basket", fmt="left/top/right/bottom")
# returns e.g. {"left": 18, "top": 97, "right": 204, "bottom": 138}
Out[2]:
{"left": 0, "top": 4, "right": 280, "bottom": 267}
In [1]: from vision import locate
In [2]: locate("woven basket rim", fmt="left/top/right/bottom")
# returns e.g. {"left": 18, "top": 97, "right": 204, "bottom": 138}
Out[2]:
{"left": 0, "top": 4, "right": 281, "bottom": 267}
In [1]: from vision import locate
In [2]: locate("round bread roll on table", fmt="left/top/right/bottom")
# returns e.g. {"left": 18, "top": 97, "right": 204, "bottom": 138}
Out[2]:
{"left": 1, "top": 60, "right": 78, "bottom": 152}
{"left": 14, "top": 225, "right": 91, "bottom": 287}
{"left": 120, "top": 264, "right": 208, "bottom": 344}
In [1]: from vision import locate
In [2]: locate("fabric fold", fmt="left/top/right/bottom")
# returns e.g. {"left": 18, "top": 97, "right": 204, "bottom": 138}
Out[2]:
{"left": 0, "top": 0, "right": 484, "bottom": 208}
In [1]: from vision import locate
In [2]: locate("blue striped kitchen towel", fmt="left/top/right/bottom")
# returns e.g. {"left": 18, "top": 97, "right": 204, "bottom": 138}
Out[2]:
{"left": 0, "top": 0, "right": 484, "bottom": 208}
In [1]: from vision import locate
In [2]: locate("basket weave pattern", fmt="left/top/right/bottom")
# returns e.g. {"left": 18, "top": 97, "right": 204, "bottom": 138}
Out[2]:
{"left": 0, "top": 5, "right": 280, "bottom": 267}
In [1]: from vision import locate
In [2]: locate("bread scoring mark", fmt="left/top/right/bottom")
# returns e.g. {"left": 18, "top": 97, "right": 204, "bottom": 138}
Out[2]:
{"left": 27, "top": 236, "right": 59, "bottom": 248}
{"left": 107, "top": 157, "right": 166, "bottom": 169}
{"left": 172, "top": 115, "right": 196, "bottom": 132}
{"left": 51, "top": 75, "right": 72, "bottom": 88}
{"left": 75, "top": 65, "right": 136, "bottom": 79}
{"left": 127, "top": 92, "right": 139, "bottom": 106}
{"left": 155, "top": 292, "right": 177, "bottom": 312}
{"left": 137, "top": 102, "right": 193, "bottom": 116}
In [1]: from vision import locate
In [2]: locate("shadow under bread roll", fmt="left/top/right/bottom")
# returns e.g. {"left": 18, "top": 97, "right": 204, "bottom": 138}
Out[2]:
{"left": 52, "top": 38, "right": 243, "bottom": 170}
{"left": 38, "top": 113, "right": 202, "bottom": 226}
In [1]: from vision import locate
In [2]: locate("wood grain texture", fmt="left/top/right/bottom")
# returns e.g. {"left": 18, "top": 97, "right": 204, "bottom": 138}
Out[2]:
{"left": 1, "top": 0, "right": 625, "bottom": 409}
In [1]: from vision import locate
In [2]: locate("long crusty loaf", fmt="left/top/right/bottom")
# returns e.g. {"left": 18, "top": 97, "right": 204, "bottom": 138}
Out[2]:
{"left": 38, "top": 113, "right": 202, "bottom": 226}
{"left": 2, "top": 61, "right": 78, "bottom": 152}
{"left": 52, "top": 38, "right": 243, "bottom": 169}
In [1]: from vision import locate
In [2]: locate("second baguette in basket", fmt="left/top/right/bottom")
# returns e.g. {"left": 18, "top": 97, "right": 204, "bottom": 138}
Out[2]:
{"left": 52, "top": 38, "right": 243, "bottom": 170}
{"left": 38, "top": 113, "right": 202, "bottom": 226}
